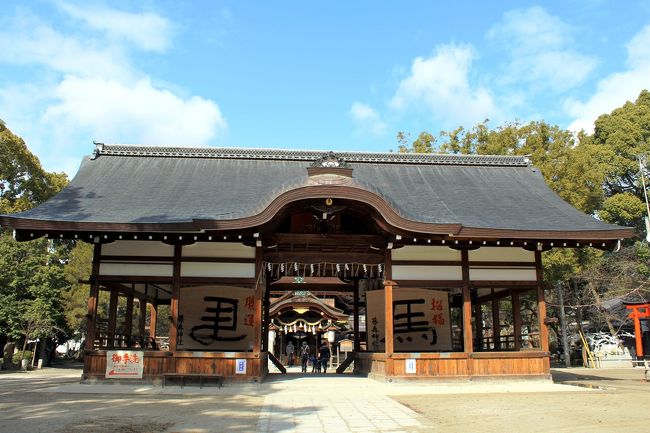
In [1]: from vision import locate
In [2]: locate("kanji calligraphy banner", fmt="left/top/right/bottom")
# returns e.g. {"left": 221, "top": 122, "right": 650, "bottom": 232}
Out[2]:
{"left": 105, "top": 350, "right": 144, "bottom": 378}
{"left": 366, "top": 288, "right": 452, "bottom": 352}
{"left": 178, "top": 285, "right": 255, "bottom": 351}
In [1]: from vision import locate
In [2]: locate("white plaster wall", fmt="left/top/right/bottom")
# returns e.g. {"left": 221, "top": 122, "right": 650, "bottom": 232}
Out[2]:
{"left": 181, "top": 262, "right": 255, "bottom": 278}
{"left": 469, "top": 268, "right": 537, "bottom": 281}
{"left": 468, "top": 247, "right": 534, "bottom": 262}
{"left": 99, "top": 262, "right": 173, "bottom": 277}
{"left": 392, "top": 265, "right": 462, "bottom": 281}
{"left": 391, "top": 246, "right": 461, "bottom": 261}
{"left": 182, "top": 242, "right": 255, "bottom": 258}
{"left": 102, "top": 240, "right": 174, "bottom": 257}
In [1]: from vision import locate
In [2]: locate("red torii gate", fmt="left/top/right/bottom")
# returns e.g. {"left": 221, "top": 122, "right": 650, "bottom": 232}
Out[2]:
{"left": 626, "top": 303, "right": 650, "bottom": 359}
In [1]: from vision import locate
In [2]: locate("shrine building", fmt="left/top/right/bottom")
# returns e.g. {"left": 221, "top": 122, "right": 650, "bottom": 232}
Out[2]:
{"left": 0, "top": 144, "right": 633, "bottom": 383}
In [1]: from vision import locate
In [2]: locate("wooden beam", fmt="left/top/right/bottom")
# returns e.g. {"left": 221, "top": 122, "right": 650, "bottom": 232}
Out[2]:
{"left": 169, "top": 244, "right": 182, "bottom": 352}
{"left": 262, "top": 277, "right": 271, "bottom": 352}
{"left": 353, "top": 280, "right": 360, "bottom": 352}
{"left": 384, "top": 279, "right": 395, "bottom": 375}
{"left": 85, "top": 244, "right": 101, "bottom": 352}
{"left": 149, "top": 304, "right": 157, "bottom": 339}
{"left": 384, "top": 248, "right": 392, "bottom": 281}
{"left": 383, "top": 248, "right": 393, "bottom": 375}
{"left": 461, "top": 250, "right": 473, "bottom": 354}
{"left": 535, "top": 251, "right": 549, "bottom": 352}
{"left": 253, "top": 246, "right": 263, "bottom": 354}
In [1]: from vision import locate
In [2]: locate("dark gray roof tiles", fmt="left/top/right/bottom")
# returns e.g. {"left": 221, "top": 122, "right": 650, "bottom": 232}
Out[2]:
{"left": 92, "top": 143, "right": 530, "bottom": 166}
{"left": 0, "top": 144, "right": 632, "bottom": 237}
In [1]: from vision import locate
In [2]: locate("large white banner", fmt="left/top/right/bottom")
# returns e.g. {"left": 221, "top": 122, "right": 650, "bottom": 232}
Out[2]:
{"left": 366, "top": 288, "right": 452, "bottom": 352}
{"left": 105, "top": 350, "right": 144, "bottom": 378}
{"left": 178, "top": 285, "right": 256, "bottom": 351}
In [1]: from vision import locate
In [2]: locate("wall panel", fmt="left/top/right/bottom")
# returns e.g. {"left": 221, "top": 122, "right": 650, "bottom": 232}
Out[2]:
{"left": 392, "top": 265, "right": 462, "bottom": 281}
{"left": 102, "top": 240, "right": 174, "bottom": 257}
{"left": 182, "top": 242, "right": 255, "bottom": 258}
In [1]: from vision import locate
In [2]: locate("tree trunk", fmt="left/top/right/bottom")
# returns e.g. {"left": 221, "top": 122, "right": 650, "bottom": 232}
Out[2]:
{"left": 558, "top": 282, "right": 571, "bottom": 368}
{"left": 587, "top": 281, "right": 617, "bottom": 336}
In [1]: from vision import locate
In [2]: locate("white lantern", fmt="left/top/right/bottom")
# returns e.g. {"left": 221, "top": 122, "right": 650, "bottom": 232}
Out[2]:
{"left": 327, "top": 329, "right": 336, "bottom": 343}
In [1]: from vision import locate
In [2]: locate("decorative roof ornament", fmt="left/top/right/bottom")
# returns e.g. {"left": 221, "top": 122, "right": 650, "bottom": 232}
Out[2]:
{"left": 307, "top": 151, "right": 353, "bottom": 180}
{"left": 310, "top": 151, "right": 352, "bottom": 169}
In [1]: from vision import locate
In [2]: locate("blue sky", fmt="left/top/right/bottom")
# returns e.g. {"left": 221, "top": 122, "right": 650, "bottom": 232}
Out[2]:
{"left": 1, "top": 1, "right": 650, "bottom": 176}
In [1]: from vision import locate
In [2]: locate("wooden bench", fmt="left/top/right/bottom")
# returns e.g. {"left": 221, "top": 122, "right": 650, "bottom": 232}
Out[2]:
{"left": 162, "top": 373, "right": 223, "bottom": 389}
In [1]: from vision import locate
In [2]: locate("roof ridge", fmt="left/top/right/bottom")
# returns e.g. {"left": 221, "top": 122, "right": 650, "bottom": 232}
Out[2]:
{"left": 91, "top": 143, "right": 530, "bottom": 167}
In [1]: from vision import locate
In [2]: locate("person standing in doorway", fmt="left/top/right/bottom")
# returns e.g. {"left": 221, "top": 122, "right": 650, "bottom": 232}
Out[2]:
{"left": 286, "top": 341, "right": 295, "bottom": 366}
{"left": 318, "top": 343, "right": 331, "bottom": 373}
{"left": 299, "top": 341, "right": 310, "bottom": 372}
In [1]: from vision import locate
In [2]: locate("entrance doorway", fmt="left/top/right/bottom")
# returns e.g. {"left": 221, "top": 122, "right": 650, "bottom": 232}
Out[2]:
{"left": 263, "top": 276, "right": 369, "bottom": 376}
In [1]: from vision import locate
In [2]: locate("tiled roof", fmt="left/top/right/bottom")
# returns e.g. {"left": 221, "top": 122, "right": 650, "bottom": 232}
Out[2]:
{"left": 0, "top": 144, "right": 631, "bottom": 240}
{"left": 92, "top": 143, "right": 530, "bottom": 166}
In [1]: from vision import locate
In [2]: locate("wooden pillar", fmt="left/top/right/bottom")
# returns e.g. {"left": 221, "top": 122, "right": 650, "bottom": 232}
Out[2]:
{"left": 107, "top": 290, "right": 119, "bottom": 348}
{"left": 461, "top": 250, "right": 473, "bottom": 353}
{"left": 475, "top": 302, "right": 483, "bottom": 351}
{"left": 85, "top": 244, "right": 102, "bottom": 351}
{"left": 353, "top": 280, "right": 360, "bottom": 351}
{"left": 168, "top": 244, "right": 182, "bottom": 352}
{"left": 384, "top": 249, "right": 392, "bottom": 281}
{"left": 253, "top": 246, "right": 263, "bottom": 354}
{"left": 149, "top": 304, "right": 157, "bottom": 339}
{"left": 384, "top": 248, "right": 393, "bottom": 374}
{"left": 491, "top": 289, "right": 501, "bottom": 350}
{"left": 512, "top": 291, "right": 522, "bottom": 351}
{"left": 139, "top": 299, "right": 147, "bottom": 344}
{"left": 535, "top": 251, "right": 549, "bottom": 352}
{"left": 124, "top": 292, "right": 134, "bottom": 346}
{"left": 384, "top": 279, "right": 395, "bottom": 375}
{"left": 262, "top": 278, "right": 271, "bottom": 352}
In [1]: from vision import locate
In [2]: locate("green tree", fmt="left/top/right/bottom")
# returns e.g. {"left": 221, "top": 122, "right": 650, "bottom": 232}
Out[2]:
{"left": 591, "top": 90, "right": 650, "bottom": 235}
{"left": 0, "top": 121, "right": 67, "bottom": 214}
{"left": 62, "top": 242, "right": 93, "bottom": 336}
{"left": 0, "top": 234, "right": 69, "bottom": 343}
{"left": 0, "top": 122, "right": 70, "bottom": 354}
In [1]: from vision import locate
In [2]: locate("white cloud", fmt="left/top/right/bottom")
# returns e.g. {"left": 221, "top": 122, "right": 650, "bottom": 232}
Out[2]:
{"left": 0, "top": 12, "right": 131, "bottom": 80}
{"left": 349, "top": 102, "right": 386, "bottom": 135}
{"left": 44, "top": 76, "right": 226, "bottom": 146}
{"left": 57, "top": 1, "right": 172, "bottom": 52}
{"left": 565, "top": 25, "right": 650, "bottom": 133}
{"left": 390, "top": 44, "right": 501, "bottom": 128}
{"left": 0, "top": 5, "right": 227, "bottom": 175}
{"left": 488, "top": 7, "right": 598, "bottom": 92}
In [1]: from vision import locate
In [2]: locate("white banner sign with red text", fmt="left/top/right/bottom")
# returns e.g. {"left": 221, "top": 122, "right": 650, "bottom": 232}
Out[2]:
{"left": 105, "top": 350, "right": 144, "bottom": 379}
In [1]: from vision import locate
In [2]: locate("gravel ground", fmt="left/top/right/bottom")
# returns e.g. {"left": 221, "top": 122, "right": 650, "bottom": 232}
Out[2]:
{"left": 393, "top": 368, "right": 650, "bottom": 433}
{"left": 2, "top": 364, "right": 648, "bottom": 432}
{"left": 0, "top": 364, "right": 263, "bottom": 433}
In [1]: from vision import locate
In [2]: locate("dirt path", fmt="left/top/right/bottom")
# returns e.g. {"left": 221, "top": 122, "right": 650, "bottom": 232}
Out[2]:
{"left": 394, "top": 368, "right": 650, "bottom": 433}
{"left": 2, "top": 366, "right": 648, "bottom": 432}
